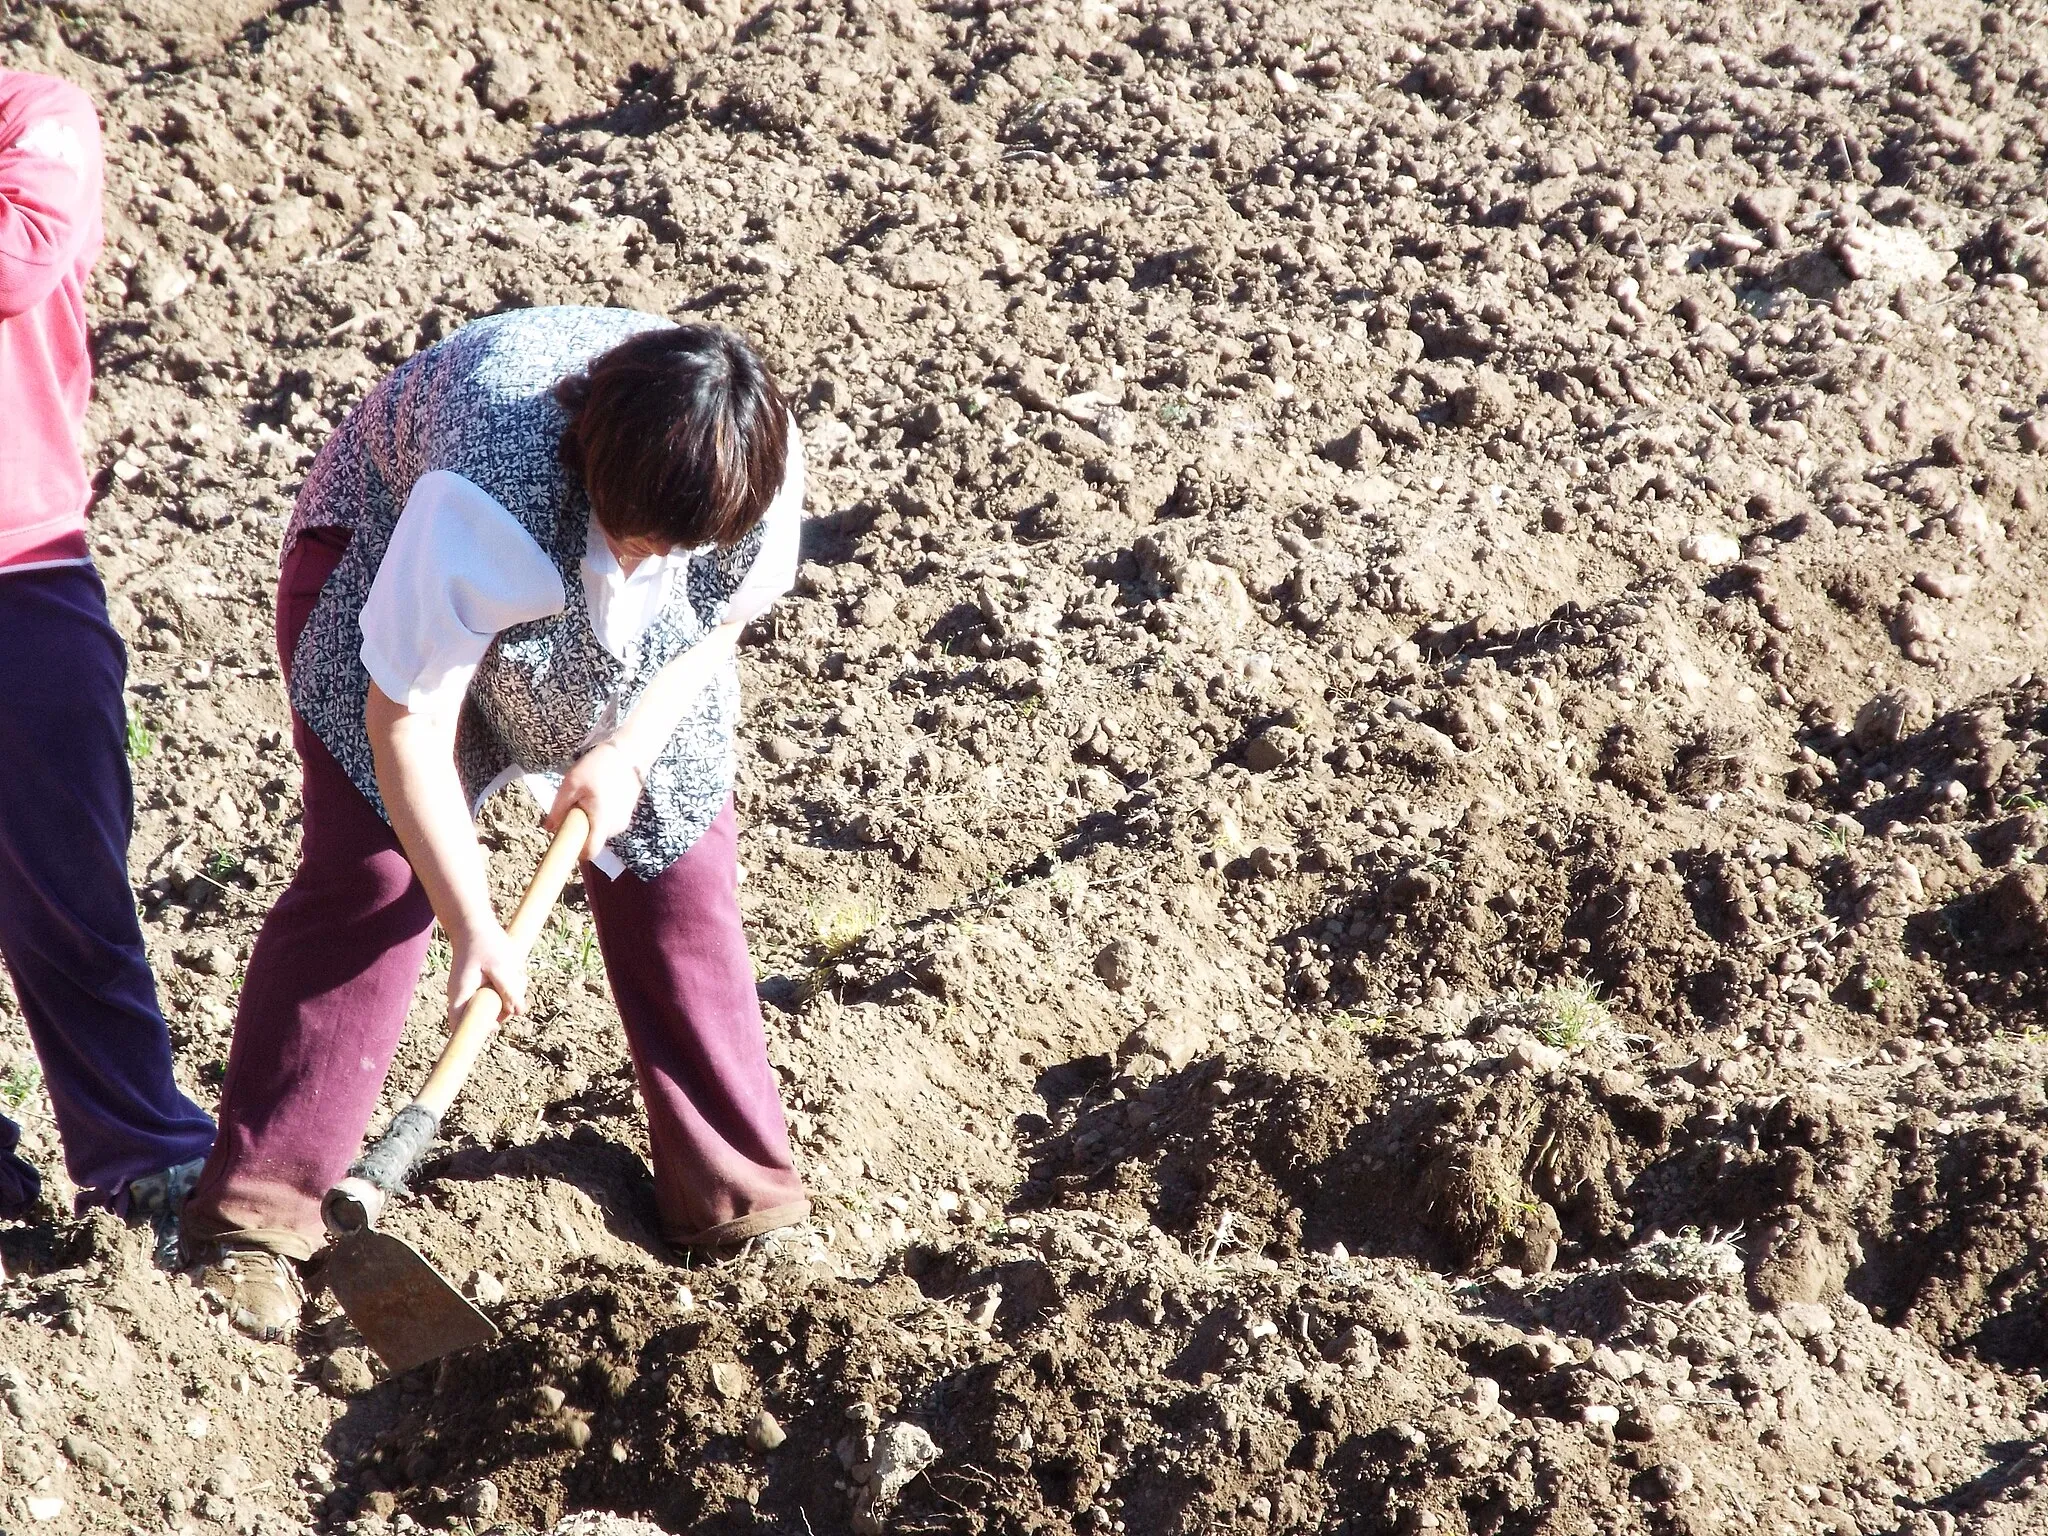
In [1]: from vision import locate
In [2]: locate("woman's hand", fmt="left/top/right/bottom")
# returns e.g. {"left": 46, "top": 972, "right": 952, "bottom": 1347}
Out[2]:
{"left": 446, "top": 916, "right": 529, "bottom": 1023}
{"left": 546, "top": 739, "right": 645, "bottom": 862}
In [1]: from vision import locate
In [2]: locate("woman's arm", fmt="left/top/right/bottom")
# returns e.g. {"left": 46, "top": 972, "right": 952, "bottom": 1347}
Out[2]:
{"left": 366, "top": 681, "right": 530, "bottom": 1022}
{"left": 545, "top": 620, "right": 743, "bottom": 860}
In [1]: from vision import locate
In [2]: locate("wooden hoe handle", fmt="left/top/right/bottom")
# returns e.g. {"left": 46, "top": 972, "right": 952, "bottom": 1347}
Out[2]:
{"left": 321, "top": 808, "right": 590, "bottom": 1236}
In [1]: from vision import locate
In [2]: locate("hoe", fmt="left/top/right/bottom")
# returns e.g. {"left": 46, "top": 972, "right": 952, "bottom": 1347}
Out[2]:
{"left": 319, "top": 808, "right": 588, "bottom": 1372}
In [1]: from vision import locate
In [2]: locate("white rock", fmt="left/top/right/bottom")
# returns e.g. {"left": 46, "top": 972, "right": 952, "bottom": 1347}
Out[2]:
{"left": 1912, "top": 569, "right": 1976, "bottom": 600}
{"left": 1895, "top": 601, "right": 1942, "bottom": 645}
{"left": 547, "top": 1515, "right": 665, "bottom": 1536}
{"left": 1507, "top": 1039, "right": 1565, "bottom": 1074}
{"left": 1680, "top": 531, "right": 1742, "bottom": 565}
{"left": 1778, "top": 1301, "right": 1835, "bottom": 1340}
{"left": 1581, "top": 1403, "right": 1620, "bottom": 1428}
{"left": 851, "top": 1421, "right": 941, "bottom": 1534}
{"left": 132, "top": 260, "right": 190, "bottom": 307}
{"left": 1463, "top": 1376, "right": 1501, "bottom": 1412}
{"left": 1831, "top": 222, "right": 1953, "bottom": 287}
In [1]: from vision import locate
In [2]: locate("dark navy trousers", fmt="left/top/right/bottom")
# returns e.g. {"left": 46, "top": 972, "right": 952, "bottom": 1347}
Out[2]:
{"left": 0, "top": 563, "right": 214, "bottom": 1210}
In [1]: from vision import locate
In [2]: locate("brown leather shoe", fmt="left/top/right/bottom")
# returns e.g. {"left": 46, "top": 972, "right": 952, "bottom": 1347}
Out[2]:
{"left": 667, "top": 1199, "right": 812, "bottom": 1250}
{"left": 195, "top": 1245, "right": 305, "bottom": 1342}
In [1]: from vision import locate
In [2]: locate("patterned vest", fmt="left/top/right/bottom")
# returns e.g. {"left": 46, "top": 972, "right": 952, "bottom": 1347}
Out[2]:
{"left": 284, "top": 306, "right": 763, "bottom": 878}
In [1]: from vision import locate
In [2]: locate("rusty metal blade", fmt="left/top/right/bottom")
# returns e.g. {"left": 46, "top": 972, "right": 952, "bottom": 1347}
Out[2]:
{"left": 326, "top": 1230, "right": 498, "bottom": 1374}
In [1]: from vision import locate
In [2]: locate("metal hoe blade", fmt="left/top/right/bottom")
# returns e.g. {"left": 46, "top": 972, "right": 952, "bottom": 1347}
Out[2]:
{"left": 326, "top": 1230, "right": 500, "bottom": 1374}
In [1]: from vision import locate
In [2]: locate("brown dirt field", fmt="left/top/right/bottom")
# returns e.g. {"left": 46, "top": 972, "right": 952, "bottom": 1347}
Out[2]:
{"left": 6, "top": 0, "right": 2048, "bottom": 1531}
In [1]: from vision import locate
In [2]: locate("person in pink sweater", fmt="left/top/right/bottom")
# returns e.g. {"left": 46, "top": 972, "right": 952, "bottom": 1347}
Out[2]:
{"left": 0, "top": 69, "right": 215, "bottom": 1231}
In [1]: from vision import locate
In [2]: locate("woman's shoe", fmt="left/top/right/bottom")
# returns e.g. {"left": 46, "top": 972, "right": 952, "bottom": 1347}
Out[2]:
{"left": 195, "top": 1245, "right": 305, "bottom": 1341}
{"left": 129, "top": 1157, "right": 206, "bottom": 1271}
{"left": 667, "top": 1199, "right": 813, "bottom": 1250}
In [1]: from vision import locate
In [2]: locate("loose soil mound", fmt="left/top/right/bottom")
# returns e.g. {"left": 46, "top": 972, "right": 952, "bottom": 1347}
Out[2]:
{"left": 4, "top": 0, "right": 2048, "bottom": 1531}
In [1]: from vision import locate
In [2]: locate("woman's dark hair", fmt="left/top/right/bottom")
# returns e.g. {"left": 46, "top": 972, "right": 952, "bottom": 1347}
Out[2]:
{"left": 555, "top": 325, "right": 789, "bottom": 550}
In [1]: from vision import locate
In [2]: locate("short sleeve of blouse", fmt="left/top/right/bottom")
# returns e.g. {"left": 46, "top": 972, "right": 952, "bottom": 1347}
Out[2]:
{"left": 359, "top": 470, "right": 567, "bottom": 718}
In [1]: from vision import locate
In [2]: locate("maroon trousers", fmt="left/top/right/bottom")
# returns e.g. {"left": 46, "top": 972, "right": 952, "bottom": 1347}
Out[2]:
{"left": 183, "top": 530, "right": 808, "bottom": 1261}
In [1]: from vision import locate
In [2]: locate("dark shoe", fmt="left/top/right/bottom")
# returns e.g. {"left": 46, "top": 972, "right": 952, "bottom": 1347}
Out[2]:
{"left": 0, "top": 1137, "right": 40, "bottom": 1222}
{"left": 129, "top": 1157, "right": 206, "bottom": 1271}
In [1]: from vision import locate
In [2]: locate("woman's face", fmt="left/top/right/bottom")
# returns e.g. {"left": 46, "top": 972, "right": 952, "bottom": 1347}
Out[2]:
{"left": 601, "top": 527, "right": 673, "bottom": 571}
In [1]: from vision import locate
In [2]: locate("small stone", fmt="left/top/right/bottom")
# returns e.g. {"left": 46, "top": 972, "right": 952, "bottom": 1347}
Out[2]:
{"left": 1337, "top": 1325, "right": 1380, "bottom": 1375}
{"left": 175, "top": 943, "right": 234, "bottom": 977}
{"left": 882, "top": 247, "right": 967, "bottom": 292}
{"left": 1507, "top": 1039, "right": 1565, "bottom": 1074}
{"left": 461, "top": 1479, "right": 500, "bottom": 1520}
{"left": 1777, "top": 1301, "right": 1835, "bottom": 1340}
{"left": 1645, "top": 1460, "right": 1694, "bottom": 1500}
{"left": 1375, "top": 405, "right": 1425, "bottom": 447}
{"left": 1680, "top": 530, "right": 1742, "bottom": 565}
{"left": 24, "top": 1496, "right": 63, "bottom": 1522}
{"left": 1388, "top": 867, "right": 1440, "bottom": 907}
{"left": 1246, "top": 844, "right": 1290, "bottom": 879}
{"left": 132, "top": 259, "right": 190, "bottom": 308}
{"left": 534, "top": 1385, "right": 567, "bottom": 1413}
{"left": 748, "top": 1410, "right": 787, "bottom": 1453}
{"left": 964, "top": 1286, "right": 1001, "bottom": 1328}
{"left": 1462, "top": 1377, "right": 1501, "bottom": 1412}
{"left": 1735, "top": 186, "right": 1799, "bottom": 227}
{"left": 761, "top": 736, "right": 804, "bottom": 765}
{"left": 1093, "top": 938, "right": 1138, "bottom": 992}
{"left": 1911, "top": 569, "right": 1975, "bottom": 600}
{"left": 463, "top": 1269, "right": 506, "bottom": 1307}
{"left": 1622, "top": 1402, "right": 1684, "bottom": 1442}
{"left": 1322, "top": 422, "right": 1384, "bottom": 470}
{"left": 1581, "top": 1403, "right": 1620, "bottom": 1427}
{"left": 851, "top": 1421, "right": 940, "bottom": 1533}
{"left": 1242, "top": 727, "right": 1302, "bottom": 773}
{"left": 320, "top": 1348, "right": 375, "bottom": 1398}
{"left": 1142, "top": 15, "right": 1194, "bottom": 51}
{"left": 711, "top": 1362, "right": 746, "bottom": 1399}
{"left": 1852, "top": 688, "right": 1934, "bottom": 751}
{"left": 61, "top": 1434, "right": 122, "bottom": 1482}
{"left": 1450, "top": 368, "right": 1515, "bottom": 429}
{"left": 2020, "top": 418, "right": 2048, "bottom": 453}
{"left": 1120, "top": 1016, "right": 1205, "bottom": 1074}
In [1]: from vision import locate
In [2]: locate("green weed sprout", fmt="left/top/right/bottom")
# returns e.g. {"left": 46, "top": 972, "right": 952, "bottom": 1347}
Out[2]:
{"left": 1532, "top": 978, "right": 1613, "bottom": 1051}
{"left": 0, "top": 1061, "right": 41, "bottom": 1112}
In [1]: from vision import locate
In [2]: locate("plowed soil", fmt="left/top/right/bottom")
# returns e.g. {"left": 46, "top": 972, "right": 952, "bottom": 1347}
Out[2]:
{"left": 6, "top": 0, "right": 2048, "bottom": 1532}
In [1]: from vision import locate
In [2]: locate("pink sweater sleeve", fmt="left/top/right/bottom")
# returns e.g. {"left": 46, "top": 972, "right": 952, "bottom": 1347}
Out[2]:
{"left": 0, "top": 72, "right": 102, "bottom": 320}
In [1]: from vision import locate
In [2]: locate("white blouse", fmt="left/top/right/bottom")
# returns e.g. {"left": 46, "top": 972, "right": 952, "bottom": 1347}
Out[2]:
{"left": 355, "top": 429, "right": 804, "bottom": 877}
{"left": 358, "top": 425, "right": 805, "bottom": 722}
